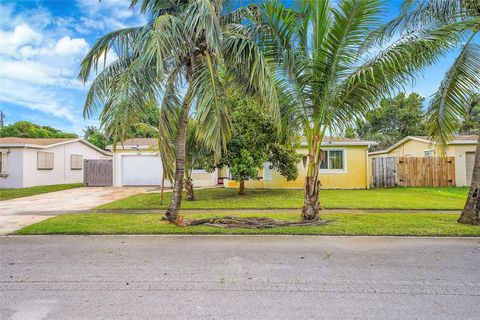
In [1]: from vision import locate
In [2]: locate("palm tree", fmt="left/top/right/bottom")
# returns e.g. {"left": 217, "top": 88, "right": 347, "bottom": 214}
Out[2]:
{"left": 79, "top": 0, "right": 277, "bottom": 221}
{"left": 258, "top": 0, "right": 475, "bottom": 221}
{"left": 378, "top": 0, "right": 480, "bottom": 225}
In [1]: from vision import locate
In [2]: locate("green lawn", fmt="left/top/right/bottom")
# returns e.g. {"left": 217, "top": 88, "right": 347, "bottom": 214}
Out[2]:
{"left": 0, "top": 183, "right": 83, "bottom": 201}
{"left": 97, "top": 187, "right": 468, "bottom": 210}
{"left": 14, "top": 212, "right": 480, "bottom": 236}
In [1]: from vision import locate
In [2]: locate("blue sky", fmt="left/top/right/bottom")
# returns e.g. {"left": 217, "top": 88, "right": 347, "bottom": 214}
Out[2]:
{"left": 0, "top": 0, "right": 457, "bottom": 136}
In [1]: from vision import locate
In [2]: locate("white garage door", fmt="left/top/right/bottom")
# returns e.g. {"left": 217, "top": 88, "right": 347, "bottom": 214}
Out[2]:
{"left": 121, "top": 155, "right": 163, "bottom": 186}
{"left": 466, "top": 152, "right": 475, "bottom": 186}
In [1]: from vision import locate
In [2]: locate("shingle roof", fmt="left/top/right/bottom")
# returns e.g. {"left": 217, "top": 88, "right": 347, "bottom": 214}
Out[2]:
{"left": 0, "top": 137, "right": 77, "bottom": 146}
{"left": 300, "top": 136, "right": 376, "bottom": 146}
{"left": 117, "top": 138, "right": 158, "bottom": 146}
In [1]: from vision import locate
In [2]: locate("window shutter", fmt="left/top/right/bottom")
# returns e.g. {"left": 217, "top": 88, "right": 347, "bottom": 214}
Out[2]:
{"left": 71, "top": 154, "right": 83, "bottom": 170}
{"left": 0, "top": 151, "right": 8, "bottom": 174}
{"left": 37, "top": 152, "right": 54, "bottom": 169}
{"left": 46, "top": 152, "right": 54, "bottom": 169}
{"left": 263, "top": 162, "right": 273, "bottom": 181}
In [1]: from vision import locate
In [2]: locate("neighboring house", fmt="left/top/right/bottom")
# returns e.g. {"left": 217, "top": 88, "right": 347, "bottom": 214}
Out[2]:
{"left": 0, "top": 138, "right": 112, "bottom": 189}
{"left": 222, "top": 137, "right": 376, "bottom": 189}
{"left": 368, "top": 135, "right": 478, "bottom": 186}
{"left": 108, "top": 138, "right": 218, "bottom": 187}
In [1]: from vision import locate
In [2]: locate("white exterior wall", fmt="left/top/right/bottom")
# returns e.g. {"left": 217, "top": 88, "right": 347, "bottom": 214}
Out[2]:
{"left": 0, "top": 141, "right": 111, "bottom": 189}
{"left": 0, "top": 148, "right": 24, "bottom": 188}
{"left": 447, "top": 144, "right": 477, "bottom": 187}
{"left": 112, "top": 149, "right": 217, "bottom": 187}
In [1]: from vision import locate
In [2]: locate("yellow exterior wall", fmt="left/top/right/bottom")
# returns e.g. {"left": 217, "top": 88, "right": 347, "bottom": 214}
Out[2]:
{"left": 369, "top": 139, "right": 433, "bottom": 159}
{"left": 368, "top": 139, "right": 477, "bottom": 187}
{"left": 224, "top": 145, "right": 369, "bottom": 189}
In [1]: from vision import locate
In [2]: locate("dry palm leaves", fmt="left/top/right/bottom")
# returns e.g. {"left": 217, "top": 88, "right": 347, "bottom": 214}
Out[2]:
{"left": 180, "top": 216, "right": 330, "bottom": 228}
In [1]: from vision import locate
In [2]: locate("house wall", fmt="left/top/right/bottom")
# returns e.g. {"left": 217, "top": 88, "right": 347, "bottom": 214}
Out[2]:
{"left": 112, "top": 149, "right": 217, "bottom": 187}
{"left": 224, "top": 145, "right": 369, "bottom": 189}
{"left": 0, "top": 148, "right": 24, "bottom": 189}
{"left": 368, "top": 139, "right": 477, "bottom": 187}
{"left": 21, "top": 141, "right": 110, "bottom": 188}
{"left": 447, "top": 144, "right": 477, "bottom": 186}
{"left": 369, "top": 139, "right": 433, "bottom": 158}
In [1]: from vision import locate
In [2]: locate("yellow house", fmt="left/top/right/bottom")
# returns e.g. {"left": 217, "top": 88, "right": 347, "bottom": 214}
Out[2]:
{"left": 368, "top": 135, "right": 478, "bottom": 186}
{"left": 222, "top": 137, "right": 376, "bottom": 190}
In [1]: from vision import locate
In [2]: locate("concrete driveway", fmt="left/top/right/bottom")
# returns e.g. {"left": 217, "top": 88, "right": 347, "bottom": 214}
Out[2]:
{"left": 1, "top": 235, "right": 479, "bottom": 319}
{"left": 0, "top": 187, "right": 148, "bottom": 234}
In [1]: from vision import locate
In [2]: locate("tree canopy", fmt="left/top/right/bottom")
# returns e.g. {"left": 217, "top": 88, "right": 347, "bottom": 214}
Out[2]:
{"left": 347, "top": 92, "right": 426, "bottom": 151}
{"left": 0, "top": 121, "right": 77, "bottom": 138}
{"left": 202, "top": 89, "right": 300, "bottom": 195}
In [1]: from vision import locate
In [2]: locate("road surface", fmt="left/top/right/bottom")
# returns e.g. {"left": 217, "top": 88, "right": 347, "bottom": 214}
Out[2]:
{"left": 1, "top": 235, "right": 479, "bottom": 319}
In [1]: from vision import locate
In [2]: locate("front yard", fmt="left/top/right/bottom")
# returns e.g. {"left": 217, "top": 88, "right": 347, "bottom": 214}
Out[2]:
{"left": 97, "top": 187, "right": 468, "bottom": 210}
{"left": 0, "top": 183, "right": 83, "bottom": 201}
{"left": 14, "top": 211, "right": 480, "bottom": 236}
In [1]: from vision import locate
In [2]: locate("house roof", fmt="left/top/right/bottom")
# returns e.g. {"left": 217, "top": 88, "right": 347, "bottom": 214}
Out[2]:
{"left": 106, "top": 138, "right": 158, "bottom": 151}
{"left": 109, "top": 136, "right": 375, "bottom": 151}
{"left": 369, "top": 135, "right": 478, "bottom": 155}
{"left": 300, "top": 136, "right": 376, "bottom": 146}
{"left": 0, "top": 137, "right": 112, "bottom": 156}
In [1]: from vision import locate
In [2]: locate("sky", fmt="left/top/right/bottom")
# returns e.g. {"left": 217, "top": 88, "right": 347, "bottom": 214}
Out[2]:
{"left": 0, "top": 0, "right": 458, "bottom": 136}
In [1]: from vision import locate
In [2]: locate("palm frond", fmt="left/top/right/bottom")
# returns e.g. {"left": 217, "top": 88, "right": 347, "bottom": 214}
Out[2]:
{"left": 427, "top": 40, "right": 480, "bottom": 146}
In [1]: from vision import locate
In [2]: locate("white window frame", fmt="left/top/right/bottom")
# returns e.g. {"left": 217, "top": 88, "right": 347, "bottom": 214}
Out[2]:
{"left": 319, "top": 148, "right": 347, "bottom": 174}
{"left": 263, "top": 162, "right": 273, "bottom": 181}
{"left": 70, "top": 154, "right": 83, "bottom": 170}
{"left": 424, "top": 149, "right": 434, "bottom": 157}
{"left": 37, "top": 151, "right": 54, "bottom": 170}
{"left": 192, "top": 169, "right": 207, "bottom": 174}
{"left": 0, "top": 149, "right": 9, "bottom": 176}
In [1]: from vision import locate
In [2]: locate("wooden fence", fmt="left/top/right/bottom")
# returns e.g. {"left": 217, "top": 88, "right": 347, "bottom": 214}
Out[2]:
{"left": 371, "top": 156, "right": 455, "bottom": 188}
{"left": 84, "top": 159, "right": 113, "bottom": 187}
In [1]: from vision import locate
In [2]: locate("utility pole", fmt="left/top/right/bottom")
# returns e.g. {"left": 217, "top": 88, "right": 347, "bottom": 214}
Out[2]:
{"left": 0, "top": 110, "right": 4, "bottom": 128}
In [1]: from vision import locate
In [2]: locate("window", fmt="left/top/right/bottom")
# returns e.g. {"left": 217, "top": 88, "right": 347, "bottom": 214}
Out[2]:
{"left": 424, "top": 150, "right": 434, "bottom": 157}
{"left": 71, "top": 154, "right": 83, "bottom": 170}
{"left": 263, "top": 162, "right": 273, "bottom": 181}
{"left": 37, "top": 151, "right": 54, "bottom": 170}
{"left": 0, "top": 149, "right": 8, "bottom": 175}
{"left": 320, "top": 149, "right": 345, "bottom": 171}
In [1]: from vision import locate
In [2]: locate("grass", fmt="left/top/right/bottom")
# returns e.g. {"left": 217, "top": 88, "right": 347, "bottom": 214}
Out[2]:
{"left": 0, "top": 183, "right": 83, "bottom": 201}
{"left": 13, "top": 211, "right": 480, "bottom": 236}
{"left": 97, "top": 187, "right": 468, "bottom": 211}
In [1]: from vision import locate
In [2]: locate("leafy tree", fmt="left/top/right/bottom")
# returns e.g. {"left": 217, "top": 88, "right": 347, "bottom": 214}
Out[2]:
{"left": 203, "top": 90, "right": 300, "bottom": 195}
{"left": 260, "top": 0, "right": 463, "bottom": 221}
{"left": 79, "top": 0, "right": 277, "bottom": 222}
{"left": 0, "top": 121, "right": 77, "bottom": 138}
{"left": 348, "top": 92, "right": 426, "bottom": 151}
{"left": 83, "top": 126, "right": 111, "bottom": 150}
{"left": 459, "top": 94, "right": 480, "bottom": 134}
{"left": 379, "top": 0, "right": 480, "bottom": 225}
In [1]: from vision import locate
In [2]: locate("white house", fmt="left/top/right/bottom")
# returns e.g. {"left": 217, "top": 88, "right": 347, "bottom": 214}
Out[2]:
{"left": 107, "top": 138, "right": 218, "bottom": 187}
{"left": 0, "top": 137, "right": 111, "bottom": 189}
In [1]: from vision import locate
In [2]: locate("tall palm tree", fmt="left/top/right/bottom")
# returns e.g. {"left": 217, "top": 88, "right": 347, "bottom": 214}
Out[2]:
{"left": 377, "top": 0, "right": 480, "bottom": 225}
{"left": 79, "top": 0, "right": 277, "bottom": 221}
{"left": 258, "top": 0, "right": 476, "bottom": 221}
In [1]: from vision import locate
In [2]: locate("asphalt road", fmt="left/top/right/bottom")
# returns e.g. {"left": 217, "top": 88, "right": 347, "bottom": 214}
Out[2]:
{"left": 1, "top": 235, "right": 479, "bottom": 320}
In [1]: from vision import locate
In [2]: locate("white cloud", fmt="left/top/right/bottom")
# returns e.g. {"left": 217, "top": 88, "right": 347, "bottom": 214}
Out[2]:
{"left": 0, "top": 24, "right": 43, "bottom": 55}
{"left": 0, "top": 79, "right": 76, "bottom": 122}
{"left": 0, "top": 0, "right": 146, "bottom": 129}
{"left": 54, "top": 36, "right": 89, "bottom": 56}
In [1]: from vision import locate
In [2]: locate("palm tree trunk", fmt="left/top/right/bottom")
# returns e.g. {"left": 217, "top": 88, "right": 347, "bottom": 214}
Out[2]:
{"left": 165, "top": 98, "right": 190, "bottom": 221}
{"left": 184, "top": 177, "right": 195, "bottom": 201}
{"left": 458, "top": 134, "right": 480, "bottom": 225}
{"left": 238, "top": 179, "right": 245, "bottom": 195}
{"left": 302, "top": 175, "right": 320, "bottom": 221}
{"left": 302, "top": 136, "right": 322, "bottom": 222}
